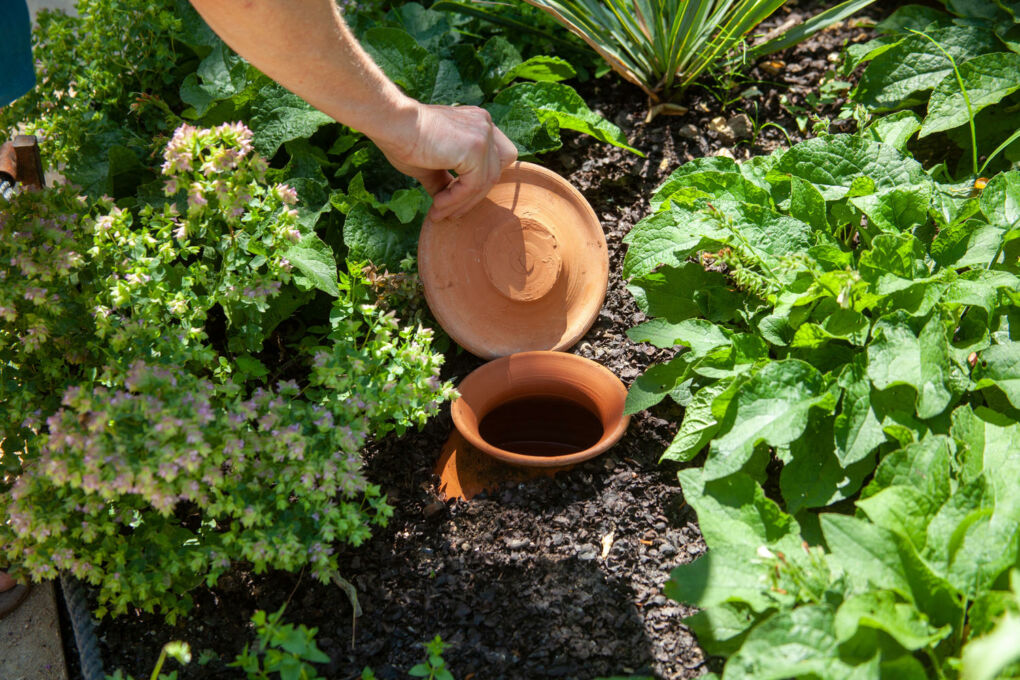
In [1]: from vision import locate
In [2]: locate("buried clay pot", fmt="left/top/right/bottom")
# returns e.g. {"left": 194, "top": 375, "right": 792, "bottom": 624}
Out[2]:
{"left": 450, "top": 351, "right": 630, "bottom": 469}
{"left": 418, "top": 161, "right": 608, "bottom": 359}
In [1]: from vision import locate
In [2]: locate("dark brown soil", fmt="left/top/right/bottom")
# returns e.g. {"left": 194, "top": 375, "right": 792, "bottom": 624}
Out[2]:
{"left": 86, "top": 4, "right": 891, "bottom": 679}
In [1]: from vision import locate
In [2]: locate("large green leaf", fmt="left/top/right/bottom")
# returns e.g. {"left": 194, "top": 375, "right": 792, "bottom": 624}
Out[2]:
{"left": 285, "top": 233, "right": 339, "bottom": 297}
{"left": 973, "top": 342, "right": 1020, "bottom": 410}
{"left": 624, "top": 356, "right": 690, "bottom": 414}
{"left": 485, "top": 99, "right": 562, "bottom": 157}
{"left": 493, "top": 81, "right": 641, "bottom": 154}
{"left": 834, "top": 590, "right": 951, "bottom": 651}
{"left": 664, "top": 546, "right": 775, "bottom": 612}
{"left": 627, "top": 318, "right": 730, "bottom": 353}
{"left": 855, "top": 25, "right": 1000, "bottom": 111}
{"left": 651, "top": 166, "right": 771, "bottom": 213}
{"left": 342, "top": 203, "right": 419, "bottom": 270}
{"left": 979, "top": 170, "right": 1020, "bottom": 229}
{"left": 662, "top": 380, "right": 732, "bottom": 462}
{"left": 780, "top": 413, "right": 873, "bottom": 514}
{"left": 678, "top": 468, "right": 800, "bottom": 551}
{"left": 622, "top": 203, "right": 730, "bottom": 279}
{"left": 250, "top": 83, "right": 334, "bottom": 158}
{"left": 834, "top": 357, "right": 889, "bottom": 465}
{"left": 628, "top": 263, "right": 743, "bottom": 324}
{"left": 921, "top": 52, "right": 1020, "bottom": 137}
{"left": 775, "top": 134, "right": 931, "bottom": 202}
{"left": 706, "top": 360, "right": 836, "bottom": 480}
{"left": 179, "top": 42, "right": 248, "bottom": 118}
{"left": 723, "top": 605, "right": 872, "bottom": 680}
{"left": 362, "top": 27, "right": 482, "bottom": 106}
{"left": 822, "top": 514, "right": 962, "bottom": 625}
{"left": 867, "top": 312, "right": 953, "bottom": 419}
{"left": 865, "top": 111, "right": 922, "bottom": 151}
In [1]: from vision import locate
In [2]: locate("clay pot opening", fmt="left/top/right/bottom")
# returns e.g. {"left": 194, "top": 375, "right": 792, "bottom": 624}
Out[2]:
{"left": 451, "top": 351, "right": 630, "bottom": 468}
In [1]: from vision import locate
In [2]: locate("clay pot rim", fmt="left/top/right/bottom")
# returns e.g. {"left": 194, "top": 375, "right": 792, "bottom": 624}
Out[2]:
{"left": 450, "top": 351, "right": 631, "bottom": 468}
{"left": 418, "top": 161, "right": 607, "bottom": 359}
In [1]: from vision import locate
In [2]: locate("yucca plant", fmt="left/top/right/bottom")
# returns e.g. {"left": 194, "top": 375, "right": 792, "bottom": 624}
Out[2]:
{"left": 520, "top": 0, "right": 875, "bottom": 106}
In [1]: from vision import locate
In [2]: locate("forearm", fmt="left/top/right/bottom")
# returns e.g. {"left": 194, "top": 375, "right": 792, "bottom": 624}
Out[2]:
{"left": 187, "top": 0, "right": 417, "bottom": 148}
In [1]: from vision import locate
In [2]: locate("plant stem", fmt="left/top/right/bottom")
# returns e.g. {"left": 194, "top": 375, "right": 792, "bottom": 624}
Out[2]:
{"left": 149, "top": 646, "right": 168, "bottom": 680}
{"left": 926, "top": 645, "right": 948, "bottom": 680}
{"left": 908, "top": 29, "right": 978, "bottom": 176}
{"left": 979, "top": 128, "right": 1020, "bottom": 175}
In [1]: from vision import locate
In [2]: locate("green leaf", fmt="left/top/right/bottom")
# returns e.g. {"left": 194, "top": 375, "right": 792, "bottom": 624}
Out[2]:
{"left": 493, "top": 81, "right": 641, "bottom": 155}
{"left": 485, "top": 99, "right": 562, "bottom": 157}
{"left": 342, "top": 203, "right": 419, "bottom": 270}
{"left": 979, "top": 170, "right": 1020, "bottom": 229}
{"left": 478, "top": 36, "right": 522, "bottom": 93}
{"left": 723, "top": 605, "right": 870, "bottom": 680}
{"left": 864, "top": 110, "right": 922, "bottom": 150}
{"left": 662, "top": 380, "right": 733, "bottom": 462}
{"left": 664, "top": 546, "right": 774, "bottom": 612}
{"left": 627, "top": 318, "right": 730, "bottom": 353}
{"left": 855, "top": 25, "right": 999, "bottom": 111}
{"left": 867, "top": 312, "right": 953, "bottom": 420}
{"left": 506, "top": 55, "right": 576, "bottom": 84}
{"left": 627, "top": 263, "right": 743, "bottom": 324}
{"left": 677, "top": 468, "right": 800, "bottom": 551}
{"left": 250, "top": 83, "right": 334, "bottom": 158}
{"left": 625, "top": 356, "right": 689, "bottom": 414}
{"left": 179, "top": 42, "right": 248, "bottom": 117}
{"left": 834, "top": 590, "right": 951, "bottom": 651}
{"left": 973, "top": 342, "right": 1020, "bottom": 410}
{"left": 362, "top": 28, "right": 438, "bottom": 101}
{"left": 780, "top": 414, "right": 874, "bottom": 514}
{"left": 858, "top": 233, "right": 929, "bottom": 283}
{"left": 285, "top": 233, "right": 339, "bottom": 297}
{"left": 362, "top": 27, "right": 480, "bottom": 105}
{"left": 707, "top": 360, "right": 836, "bottom": 480}
{"left": 789, "top": 176, "right": 828, "bottom": 231}
{"left": 931, "top": 219, "right": 1008, "bottom": 269}
{"left": 622, "top": 204, "right": 730, "bottom": 279}
{"left": 921, "top": 52, "right": 1020, "bottom": 137}
{"left": 684, "top": 603, "right": 759, "bottom": 657}
{"left": 652, "top": 163, "right": 771, "bottom": 212}
{"left": 962, "top": 606, "right": 1020, "bottom": 680}
{"left": 835, "top": 357, "right": 889, "bottom": 466}
{"left": 776, "top": 134, "right": 931, "bottom": 202}
{"left": 822, "top": 514, "right": 961, "bottom": 625}
{"left": 387, "top": 187, "right": 428, "bottom": 224}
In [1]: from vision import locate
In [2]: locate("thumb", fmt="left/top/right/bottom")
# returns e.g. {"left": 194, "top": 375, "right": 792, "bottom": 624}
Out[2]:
{"left": 409, "top": 168, "right": 454, "bottom": 197}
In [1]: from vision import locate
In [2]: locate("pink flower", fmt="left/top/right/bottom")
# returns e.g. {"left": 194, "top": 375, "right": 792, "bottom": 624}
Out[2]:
{"left": 187, "top": 183, "right": 208, "bottom": 211}
{"left": 275, "top": 184, "right": 298, "bottom": 205}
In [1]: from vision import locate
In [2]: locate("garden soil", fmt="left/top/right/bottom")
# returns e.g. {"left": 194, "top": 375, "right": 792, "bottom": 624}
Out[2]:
{"left": 83, "top": 4, "right": 889, "bottom": 679}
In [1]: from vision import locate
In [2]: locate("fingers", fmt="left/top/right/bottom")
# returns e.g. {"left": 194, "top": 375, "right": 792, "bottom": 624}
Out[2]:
{"left": 414, "top": 168, "right": 455, "bottom": 197}
{"left": 377, "top": 103, "right": 521, "bottom": 221}
{"left": 430, "top": 114, "right": 519, "bottom": 221}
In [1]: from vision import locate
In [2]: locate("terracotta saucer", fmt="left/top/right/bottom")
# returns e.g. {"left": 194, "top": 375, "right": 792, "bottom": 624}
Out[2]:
{"left": 418, "top": 162, "right": 608, "bottom": 359}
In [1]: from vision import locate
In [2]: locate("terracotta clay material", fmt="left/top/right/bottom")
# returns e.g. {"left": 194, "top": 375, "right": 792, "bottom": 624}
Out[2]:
{"left": 434, "top": 432, "right": 567, "bottom": 501}
{"left": 418, "top": 162, "right": 608, "bottom": 359}
{"left": 449, "top": 351, "right": 630, "bottom": 469}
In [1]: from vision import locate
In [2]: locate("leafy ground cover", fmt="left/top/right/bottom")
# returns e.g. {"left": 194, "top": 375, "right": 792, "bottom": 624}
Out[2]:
{"left": 73, "top": 5, "right": 890, "bottom": 679}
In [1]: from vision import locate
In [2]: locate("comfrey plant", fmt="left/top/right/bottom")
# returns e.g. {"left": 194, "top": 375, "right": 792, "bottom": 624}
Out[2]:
{"left": 0, "top": 124, "right": 454, "bottom": 622}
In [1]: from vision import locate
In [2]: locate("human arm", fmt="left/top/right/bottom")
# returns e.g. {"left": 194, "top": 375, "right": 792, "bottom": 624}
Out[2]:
{"left": 187, "top": 0, "right": 517, "bottom": 220}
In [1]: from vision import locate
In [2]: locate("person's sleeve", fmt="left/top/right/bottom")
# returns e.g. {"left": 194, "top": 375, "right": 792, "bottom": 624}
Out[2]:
{"left": 0, "top": 0, "right": 37, "bottom": 107}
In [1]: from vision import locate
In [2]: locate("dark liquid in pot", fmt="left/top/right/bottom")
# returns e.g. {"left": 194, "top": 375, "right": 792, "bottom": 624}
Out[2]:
{"left": 478, "top": 396, "right": 604, "bottom": 456}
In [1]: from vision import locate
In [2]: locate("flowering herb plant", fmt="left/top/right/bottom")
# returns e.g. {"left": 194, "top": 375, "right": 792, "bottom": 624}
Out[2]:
{"left": 0, "top": 124, "right": 454, "bottom": 622}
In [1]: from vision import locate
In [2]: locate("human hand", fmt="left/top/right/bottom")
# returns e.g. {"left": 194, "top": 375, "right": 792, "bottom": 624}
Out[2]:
{"left": 373, "top": 103, "right": 518, "bottom": 222}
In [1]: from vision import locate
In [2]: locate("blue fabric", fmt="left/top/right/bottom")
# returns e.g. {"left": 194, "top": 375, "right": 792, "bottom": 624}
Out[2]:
{"left": 1, "top": 0, "right": 36, "bottom": 107}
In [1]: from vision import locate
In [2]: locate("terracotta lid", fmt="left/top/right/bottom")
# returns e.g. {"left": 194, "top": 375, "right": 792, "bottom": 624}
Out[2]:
{"left": 418, "top": 162, "right": 608, "bottom": 359}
